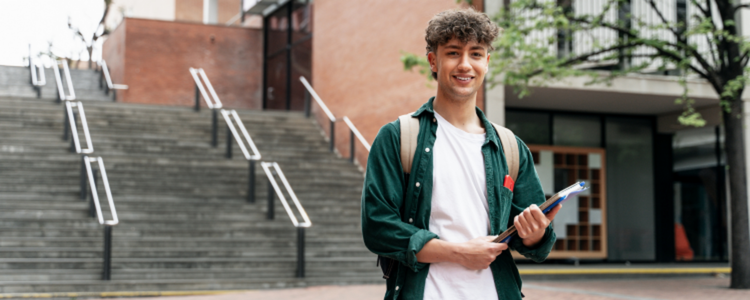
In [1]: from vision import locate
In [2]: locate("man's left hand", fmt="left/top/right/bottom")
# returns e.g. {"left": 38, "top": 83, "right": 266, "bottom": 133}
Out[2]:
{"left": 514, "top": 204, "right": 561, "bottom": 247}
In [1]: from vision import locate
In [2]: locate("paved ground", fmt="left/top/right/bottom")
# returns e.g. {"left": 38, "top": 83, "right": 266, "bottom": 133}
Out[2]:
{"left": 92, "top": 277, "right": 750, "bottom": 300}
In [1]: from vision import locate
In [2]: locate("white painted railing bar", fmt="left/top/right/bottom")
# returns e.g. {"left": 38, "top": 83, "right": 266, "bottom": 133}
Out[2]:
{"left": 98, "top": 60, "right": 129, "bottom": 101}
{"left": 64, "top": 101, "right": 94, "bottom": 154}
{"left": 343, "top": 116, "right": 371, "bottom": 152}
{"left": 28, "top": 45, "right": 46, "bottom": 99}
{"left": 222, "top": 109, "right": 262, "bottom": 203}
{"left": 52, "top": 59, "right": 76, "bottom": 102}
{"left": 189, "top": 67, "right": 222, "bottom": 147}
{"left": 81, "top": 155, "right": 118, "bottom": 280}
{"left": 260, "top": 161, "right": 310, "bottom": 278}
{"left": 299, "top": 76, "right": 335, "bottom": 122}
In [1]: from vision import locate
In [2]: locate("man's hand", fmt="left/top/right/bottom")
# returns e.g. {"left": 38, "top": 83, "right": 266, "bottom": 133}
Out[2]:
{"left": 416, "top": 236, "right": 507, "bottom": 270}
{"left": 514, "top": 204, "right": 562, "bottom": 247}
{"left": 454, "top": 236, "right": 508, "bottom": 270}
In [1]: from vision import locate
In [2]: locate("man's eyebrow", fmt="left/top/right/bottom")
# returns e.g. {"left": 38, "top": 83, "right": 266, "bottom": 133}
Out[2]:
{"left": 443, "top": 45, "right": 463, "bottom": 50}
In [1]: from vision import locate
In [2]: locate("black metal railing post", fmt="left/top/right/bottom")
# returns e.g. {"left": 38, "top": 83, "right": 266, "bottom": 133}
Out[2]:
{"left": 194, "top": 84, "right": 200, "bottom": 112}
{"left": 304, "top": 91, "right": 311, "bottom": 118}
{"left": 226, "top": 125, "right": 233, "bottom": 159}
{"left": 88, "top": 169, "right": 98, "bottom": 218}
{"left": 329, "top": 121, "right": 335, "bottom": 152}
{"left": 99, "top": 70, "right": 104, "bottom": 90}
{"left": 212, "top": 109, "right": 218, "bottom": 147}
{"left": 69, "top": 111, "right": 77, "bottom": 153}
{"left": 296, "top": 227, "right": 305, "bottom": 278}
{"left": 267, "top": 175, "right": 275, "bottom": 220}
{"left": 350, "top": 130, "right": 355, "bottom": 163}
{"left": 56, "top": 67, "right": 63, "bottom": 104}
{"left": 248, "top": 160, "right": 255, "bottom": 203}
{"left": 80, "top": 156, "right": 87, "bottom": 200}
{"left": 63, "top": 106, "right": 69, "bottom": 141}
{"left": 35, "top": 86, "right": 41, "bottom": 99}
{"left": 112, "top": 89, "right": 117, "bottom": 102}
{"left": 102, "top": 225, "right": 112, "bottom": 280}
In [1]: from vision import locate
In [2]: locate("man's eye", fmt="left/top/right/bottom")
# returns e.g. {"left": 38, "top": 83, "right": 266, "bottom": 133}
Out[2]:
{"left": 448, "top": 52, "right": 458, "bottom": 55}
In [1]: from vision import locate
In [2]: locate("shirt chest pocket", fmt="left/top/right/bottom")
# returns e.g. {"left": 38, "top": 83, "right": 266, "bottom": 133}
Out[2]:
{"left": 496, "top": 186, "right": 514, "bottom": 234}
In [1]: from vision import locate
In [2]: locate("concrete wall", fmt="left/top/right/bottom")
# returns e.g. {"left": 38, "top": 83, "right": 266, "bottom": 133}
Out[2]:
{"left": 175, "top": 0, "right": 241, "bottom": 24}
{"left": 311, "top": 0, "right": 484, "bottom": 166}
{"left": 102, "top": 18, "right": 262, "bottom": 109}
{"left": 105, "top": 0, "right": 175, "bottom": 31}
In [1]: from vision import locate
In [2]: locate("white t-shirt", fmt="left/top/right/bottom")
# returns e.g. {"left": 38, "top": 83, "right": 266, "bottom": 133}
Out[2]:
{"left": 423, "top": 112, "right": 498, "bottom": 300}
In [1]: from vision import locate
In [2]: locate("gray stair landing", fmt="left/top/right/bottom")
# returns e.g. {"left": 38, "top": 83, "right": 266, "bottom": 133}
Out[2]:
{"left": 0, "top": 88, "right": 379, "bottom": 293}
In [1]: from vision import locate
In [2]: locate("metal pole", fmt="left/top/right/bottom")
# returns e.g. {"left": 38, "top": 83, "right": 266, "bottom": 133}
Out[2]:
{"left": 297, "top": 227, "right": 305, "bottom": 278}
{"left": 212, "top": 109, "right": 218, "bottom": 147}
{"left": 80, "top": 156, "right": 87, "bottom": 200}
{"left": 102, "top": 225, "right": 112, "bottom": 280}
{"left": 267, "top": 176, "right": 274, "bottom": 220}
{"left": 105, "top": 83, "right": 110, "bottom": 96}
{"left": 89, "top": 169, "right": 98, "bottom": 218}
{"left": 99, "top": 70, "right": 103, "bottom": 89}
{"left": 330, "top": 121, "right": 335, "bottom": 153}
{"left": 304, "top": 91, "right": 311, "bottom": 118}
{"left": 56, "top": 67, "right": 62, "bottom": 104}
{"left": 112, "top": 90, "right": 117, "bottom": 102}
{"left": 350, "top": 130, "right": 355, "bottom": 163}
{"left": 35, "top": 86, "right": 41, "bottom": 99}
{"left": 226, "top": 125, "right": 233, "bottom": 159}
{"left": 63, "top": 105, "right": 69, "bottom": 141}
{"left": 69, "top": 111, "right": 77, "bottom": 153}
{"left": 194, "top": 84, "right": 200, "bottom": 112}
{"left": 248, "top": 160, "right": 255, "bottom": 203}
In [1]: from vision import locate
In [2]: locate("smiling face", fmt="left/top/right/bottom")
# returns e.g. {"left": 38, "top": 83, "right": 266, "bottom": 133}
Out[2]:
{"left": 428, "top": 37, "right": 490, "bottom": 103}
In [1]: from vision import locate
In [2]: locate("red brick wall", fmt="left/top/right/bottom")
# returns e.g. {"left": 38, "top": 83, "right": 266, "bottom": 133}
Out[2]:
{"left": 311, "top": 0, "right": 484, "bottom": 167}
{"left": 102, "top": 18, "right": 262, "bottom": 109}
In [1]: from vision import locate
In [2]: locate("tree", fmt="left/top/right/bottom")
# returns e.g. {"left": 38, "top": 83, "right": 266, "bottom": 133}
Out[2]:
{"left": 69, "top": 0, "right": 113, "bottom": 69}
{"left": 404, "top": 0, "right": 749, "bottom": 289}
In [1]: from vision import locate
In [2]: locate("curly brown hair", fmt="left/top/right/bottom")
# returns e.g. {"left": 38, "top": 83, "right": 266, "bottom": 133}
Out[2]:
{"left": 425, "top": 8, "right": 500, "bottom": 79}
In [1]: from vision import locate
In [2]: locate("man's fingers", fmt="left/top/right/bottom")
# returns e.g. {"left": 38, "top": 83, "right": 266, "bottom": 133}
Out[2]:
{"left": 497, "top": 242, "right": 508, "bottom": 251}
{"left": 517, "top": 214, "right": 531, "bottom": 237}
{"left": 529, "top": 204, "right": 547, "bottom": 223}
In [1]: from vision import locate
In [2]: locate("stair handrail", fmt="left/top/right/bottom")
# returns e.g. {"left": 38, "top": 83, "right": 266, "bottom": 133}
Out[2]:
{"left": 82, "top": 155, "right": 118, "bottom": 281}
{"left": 189, "top": 67, "right": 223, "bottom": 110}
{"left": 190, "top": 67, "right": 223, "bottom": 147}
{"left": 97, "top": 60, "right": 129, "bottom": 101}
{"left": 52, "top": 58, "right": 76, "bottom": 102}
{"left": 63, "top": 101, "right": 94, "bottom": 154}
{"left": 299, "top": 76, "right": 370, "bottom": 162}
{"left": 260, "top": 162, "right": 310, "bottom": 278}
{"left": 28, "top": 45, "right": 46, "bottom": 88}
{"left": 221, "top": 109, "right": 262, "bottom": 203}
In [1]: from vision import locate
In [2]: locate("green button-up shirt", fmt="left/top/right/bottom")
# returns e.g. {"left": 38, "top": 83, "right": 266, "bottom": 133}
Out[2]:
{"left": 361, "top": 98, "right": 556, "bottom": 300}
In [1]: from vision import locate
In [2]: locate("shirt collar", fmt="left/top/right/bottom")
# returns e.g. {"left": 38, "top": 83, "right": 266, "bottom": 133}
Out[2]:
{"left": 412, "top": 97, "right": 500, "bottom": 150}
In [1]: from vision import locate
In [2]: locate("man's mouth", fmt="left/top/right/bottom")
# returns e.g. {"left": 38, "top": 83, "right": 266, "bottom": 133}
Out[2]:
{"left": 453, "top": 75, "right": 473, "bottom": 82}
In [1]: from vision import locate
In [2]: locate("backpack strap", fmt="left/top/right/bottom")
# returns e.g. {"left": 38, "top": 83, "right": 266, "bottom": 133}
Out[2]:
{"left": 492, "top": 122, "right": 520, "bottom": 181}
{"left": 398, "top": 114, "right": 520, "bottom": 181}
{"left": 398, "top": 113, "right": 419, "bottom": 174}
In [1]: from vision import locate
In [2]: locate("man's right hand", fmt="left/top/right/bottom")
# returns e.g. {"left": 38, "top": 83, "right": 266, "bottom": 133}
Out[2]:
{"left": 454, "top": 236, "right": 507, "bottom": 270}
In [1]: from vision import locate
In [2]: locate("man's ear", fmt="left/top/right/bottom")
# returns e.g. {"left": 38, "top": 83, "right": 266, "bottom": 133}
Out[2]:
{"left": 485, "top": 53, "right": 491, "bottom": 73}
{"left": 427, "top": 52, "right": 437, "bottom": 72}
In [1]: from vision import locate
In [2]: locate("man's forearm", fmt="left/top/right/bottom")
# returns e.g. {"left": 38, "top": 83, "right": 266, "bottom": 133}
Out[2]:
{"left": 416, "top": 238, "right": 458, "bottom": 264}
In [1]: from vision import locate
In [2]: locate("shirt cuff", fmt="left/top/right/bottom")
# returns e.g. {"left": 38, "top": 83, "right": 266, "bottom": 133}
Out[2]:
{"left": 404, "top": 229, "right": 439, "bottom": 272}
{"left": 511, "top": 225, "right": 556, "bottom": 263}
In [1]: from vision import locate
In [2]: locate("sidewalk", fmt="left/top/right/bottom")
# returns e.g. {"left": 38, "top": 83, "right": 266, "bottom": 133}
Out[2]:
{"left": 91, "top": 277, "right": 750, "bottom": 300}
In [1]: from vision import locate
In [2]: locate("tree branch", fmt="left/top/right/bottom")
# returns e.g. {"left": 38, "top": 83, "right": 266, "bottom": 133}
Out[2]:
{"left": 647, "top": 0, "right": 681, "bottom": 40}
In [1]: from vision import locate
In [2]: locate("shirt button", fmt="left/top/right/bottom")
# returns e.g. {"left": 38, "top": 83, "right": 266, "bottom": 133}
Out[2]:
{"left": 409, "top": 218, "right": 413, "bottom": 223}
{"left": 395, "top": 286, "right": 400, "bottom": 291}
{"left": 425, "top": 148, "right": 430, "bottom": 153}
{"left": 415, "top": 182, "right": 420, "bottom": 187}
{"left": 433, "top": 118, "right": 436, "bottom": 122}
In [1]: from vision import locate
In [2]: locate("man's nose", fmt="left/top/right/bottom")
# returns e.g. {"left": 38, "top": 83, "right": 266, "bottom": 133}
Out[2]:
{"left": 457, "top": 54, "right": 472, "bottom": 72}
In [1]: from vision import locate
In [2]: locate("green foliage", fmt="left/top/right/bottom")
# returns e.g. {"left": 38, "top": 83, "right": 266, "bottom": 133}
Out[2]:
{"left": 403, "top": 0, "right": 750, "bottom": 128}
{"left": 401, "top": 51, "right": 434, "bottom": 83}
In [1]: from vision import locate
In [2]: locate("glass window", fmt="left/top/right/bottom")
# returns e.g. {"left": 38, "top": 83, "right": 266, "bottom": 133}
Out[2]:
{"left": 553, "top": 115, "right": 601, "bottom": 148}
{"left": 605, "top": 117, "right": 655, "bottom": 261}
{"left": 505, "top": 111, "right": 550, "bottom": 145}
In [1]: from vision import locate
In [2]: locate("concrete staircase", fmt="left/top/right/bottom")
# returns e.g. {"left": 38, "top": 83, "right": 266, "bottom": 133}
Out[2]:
{"left": 0, "top": 65, "right": 113, "bottom": 101}
{"left": 0, "top": 65, "right": 380, "bottom": 294}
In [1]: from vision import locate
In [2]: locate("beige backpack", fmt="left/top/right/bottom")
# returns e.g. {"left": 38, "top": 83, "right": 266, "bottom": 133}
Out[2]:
{"left": 398, "top": 113, "right": 520, "bottom": 181}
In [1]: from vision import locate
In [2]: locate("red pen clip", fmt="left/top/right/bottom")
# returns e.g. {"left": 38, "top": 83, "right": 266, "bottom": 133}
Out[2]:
{"left": 503, "top": 175, "right": 515, "bottom": 192}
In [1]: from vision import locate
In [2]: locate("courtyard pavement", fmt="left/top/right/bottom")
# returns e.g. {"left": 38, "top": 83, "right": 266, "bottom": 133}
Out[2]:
{"left": 92, "top": 277, "right": 750, "bottom": 300}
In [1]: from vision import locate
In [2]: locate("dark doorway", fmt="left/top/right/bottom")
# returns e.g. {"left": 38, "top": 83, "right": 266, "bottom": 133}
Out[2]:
{"left": 263, "top": 0, "right": 313, "bottom": 111}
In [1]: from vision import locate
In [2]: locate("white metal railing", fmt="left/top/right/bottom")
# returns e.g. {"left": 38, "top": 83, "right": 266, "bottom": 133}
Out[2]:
{"left": 299, "top": 76, "right": 370, "bottom": 162}
{"left": 52, "top": 59, "right": 76, "bottom": 101}
{"left": 260, "top": 161, "right": 310, "bottom": 278}
{"left": 222, "top": 109, "right": 261, "bottom": 160}
{"left": 28, "top": 45, "right": 46, "bottom": 90}
{"left": 84, "top": 156, "right": 118, "bottom": 226}
{"left": 98, "top": 60, "right": 129, "bottom": 101}
{"left": 64, "top": 101, "right": 94, "bottom": 154}
{"left": 190, "top": 67, "right": 223, "bottom": 110}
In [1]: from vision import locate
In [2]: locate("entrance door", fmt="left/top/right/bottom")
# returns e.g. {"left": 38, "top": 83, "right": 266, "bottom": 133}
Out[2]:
{"left": 263, "top": 0, "right": 312, "bottom": 111}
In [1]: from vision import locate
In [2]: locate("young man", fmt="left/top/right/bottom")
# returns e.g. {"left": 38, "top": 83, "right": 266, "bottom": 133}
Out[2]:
{"left": 361, "top": 9, "right": 561, "bottom": 300}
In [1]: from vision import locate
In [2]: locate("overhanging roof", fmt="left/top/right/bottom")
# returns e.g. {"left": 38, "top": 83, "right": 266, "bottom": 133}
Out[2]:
{"left": 244, "top": 0, "right": 290, "bottom": 16}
